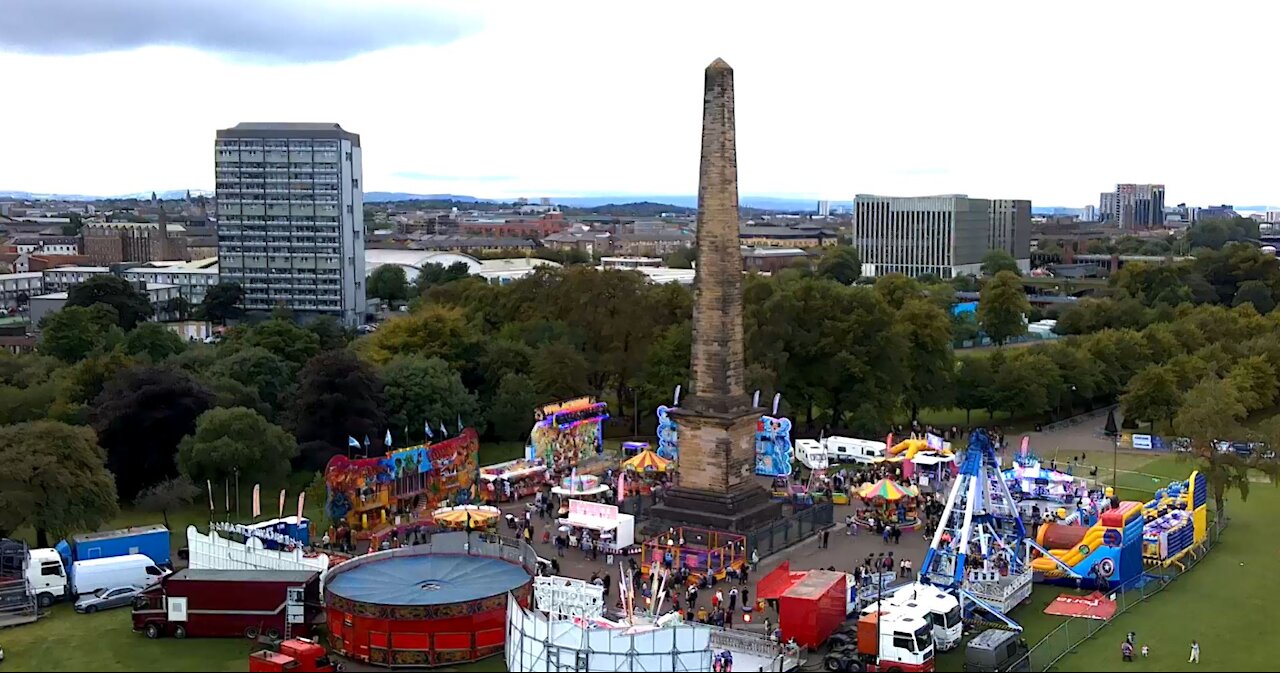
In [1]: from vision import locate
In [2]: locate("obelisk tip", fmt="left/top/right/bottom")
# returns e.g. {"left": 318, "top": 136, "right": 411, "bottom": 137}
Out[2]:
{"left": 707, "top": 58, "right": 732, "bottom": 72}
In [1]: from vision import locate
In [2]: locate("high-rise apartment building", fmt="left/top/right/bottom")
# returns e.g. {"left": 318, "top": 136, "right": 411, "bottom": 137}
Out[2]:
{"left": 1100, "top": 192, "right": 1116, "bottom": 221}
{"left": 214, "top": 123, "right": 366, "bottom": 326}
{"left": 1113, "top": 183, "right": 1165, "bottom": 229}
{"left": 1081, "top": 205, "right": 1099, "bottom": 222}
{"left": 853, "top": 194, "right": 1030, "bottom": 279}
{"left": 816, "top": 200, "right": 831, "bottom": 217}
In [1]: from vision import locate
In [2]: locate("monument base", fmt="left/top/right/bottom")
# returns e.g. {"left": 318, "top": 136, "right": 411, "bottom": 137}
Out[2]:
{"left": 649, "top": 483, "right": 781, "bottom": 533}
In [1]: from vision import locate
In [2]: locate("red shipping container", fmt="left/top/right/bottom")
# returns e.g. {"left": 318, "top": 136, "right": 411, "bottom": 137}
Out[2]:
{"left": 776, "top": 569, "right": 847, "bottom": 649}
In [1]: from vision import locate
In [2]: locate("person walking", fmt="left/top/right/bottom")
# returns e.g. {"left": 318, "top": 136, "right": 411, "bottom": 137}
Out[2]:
{"left": 1189, "top": 640, "right": 1199, "bottom": 664}
{"left": 1121, "top": 641, "right": 1133, "bottom": 662}
{"left": 821, "top": 529, "right": 830, "bottom": 549}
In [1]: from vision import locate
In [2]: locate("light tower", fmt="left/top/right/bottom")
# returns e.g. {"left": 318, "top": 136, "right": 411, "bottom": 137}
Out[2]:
{"left": 920, "top": 428, "right": 1032, "bottom": 623}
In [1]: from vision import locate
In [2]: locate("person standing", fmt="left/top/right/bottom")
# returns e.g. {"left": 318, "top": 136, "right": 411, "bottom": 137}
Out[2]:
{"left": 728, "top": 586, "right": 739, "bottom": 612}
{"left": 822, "top": 529, "right": 830, "bottom": 549}
{"left": 1189, "top": 640, "right": 1199, "bottom": 664}
{"left": 1121, "top": 641, "right": 1133, "bottom": 662}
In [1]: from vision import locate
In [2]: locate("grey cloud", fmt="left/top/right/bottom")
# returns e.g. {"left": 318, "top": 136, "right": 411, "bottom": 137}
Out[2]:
{"left": 0, "top": 0, "right": 479, "bottom": 63}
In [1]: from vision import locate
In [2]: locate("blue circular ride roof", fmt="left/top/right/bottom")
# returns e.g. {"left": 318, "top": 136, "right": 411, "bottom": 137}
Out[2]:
{"left": 326, "top": 554, "right": 529, "bottom": 607}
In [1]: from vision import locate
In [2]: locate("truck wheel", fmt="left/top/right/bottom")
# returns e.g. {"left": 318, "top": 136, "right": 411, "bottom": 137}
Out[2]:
{"left": 37, "top": 593, "right": 54, "bottom": 608}
{"left": 145, "top": 623, "right": 161, "bottom": 639}
{"left": 887, "top": 667, "right": 903, "bottom": 672}
{"left": 244, "top": 625, "right": 261, "bottom": 639}
{"left": 823, "top": 655, "right": 842, "bottom": 672}
{"left": 174, "top": 625, "right": 187, "bottom": 639}
{"left": 266, "top": 627, "right": 281, "bottom": 639}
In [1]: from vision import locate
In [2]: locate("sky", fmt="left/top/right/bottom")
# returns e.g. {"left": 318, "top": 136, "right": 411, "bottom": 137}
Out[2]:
{"left": 1, "top": 0, "right": 1276, "bottom": 207}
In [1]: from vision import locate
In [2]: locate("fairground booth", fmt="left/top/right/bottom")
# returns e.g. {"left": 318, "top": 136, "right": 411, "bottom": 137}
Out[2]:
{"left": 529, "top": 397, "right": 609, "bottom": 468}
{"left": 557, "top": 499, "right": 636, "bottom": 554}
{"left": 854, "top": 478, "right": 921, "bottom": 529}
{"left": 620, "top": 449, "right": 672, "bottom": 498}
{"left": 431, "top": 505, "right": 501, "bottom": 531}
{"left": 479, "top": 457, "right": 548, "bottom": 503}
{"left": 641, "top": 527, "right": 747, "bottom": 584}
{"left": 324, "top": 429, "right": 480, "bottom": 544}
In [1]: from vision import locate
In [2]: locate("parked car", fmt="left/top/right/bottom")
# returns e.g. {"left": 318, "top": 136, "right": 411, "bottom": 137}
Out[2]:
{"left": 75, "top": 585, "right": 143, "bottom": 613}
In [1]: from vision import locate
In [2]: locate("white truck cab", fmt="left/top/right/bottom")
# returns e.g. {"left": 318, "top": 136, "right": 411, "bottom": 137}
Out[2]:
{"left": 27, "top": 547, "right": 68, "bottom": 607}
{"left": 861, "top": 582, "right": 962, "bottom": 652}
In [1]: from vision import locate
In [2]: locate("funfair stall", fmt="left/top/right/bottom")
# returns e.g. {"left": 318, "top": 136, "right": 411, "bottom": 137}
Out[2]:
{"left": 479, "top": 457, "right": 548, "bottom": 502}
{"left": 558, "top": 499, "right": 635, "bottom": 553}
{"left": 529, "top": 397, "right": 609, "bottom": 468}
{"left": 642, "top": 527, "right": 747, "bottom": 583}
{"left": 754, "top": 414, "right": 795, "bottom": 477}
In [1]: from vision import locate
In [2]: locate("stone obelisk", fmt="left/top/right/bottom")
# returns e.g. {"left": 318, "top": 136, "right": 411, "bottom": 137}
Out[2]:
{"left": 650, "top": 59, "right": 781, "bottom": 532}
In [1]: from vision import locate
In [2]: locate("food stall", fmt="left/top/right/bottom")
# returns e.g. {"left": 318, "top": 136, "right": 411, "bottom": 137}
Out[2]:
{"left": 479, "top": 457, "right": 549, "bottom": 502}
{"left": 431, "top": 505, "right": 502, "bottom": 531}
{"left": 558, "top": 499, "right": 635, "bottom": 554}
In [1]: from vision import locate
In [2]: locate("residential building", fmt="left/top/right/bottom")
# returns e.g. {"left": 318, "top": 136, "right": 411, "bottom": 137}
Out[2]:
{"left": 1113, "top": 184, "right": 1165, "bottom": 229}
{"left": 1192, "top": 204, "right": 1239, "bottom": 222}
{"left": 738, "top": 225, "right": 837, "bottom": 248}
{"left": 1265, "top": 211, "right": 1280, "bottom": 224}
{"left": 544, "top": 230, "right": 613, "bottom": 256}
{"left": 41, "top": 265, "right": 110, "bottom": 292}
{"left": 215, "top": 122, "right": 366, "bottom": 326}
{"left": 457, "top": 212, "right": 568, "bottom": 239}
{"left": 1099, "top": 192, "right": 1116, "bottom": 221}
{"left": 119, "top": 263, "right": 220, "bottom": 305}
{"left": 741, "top": 246, "right": 811, "bottom": 272}
{"left": 29, "top": 282, "right": 184, "bottom": 328}
{"left": 1081, "top": 205, "right": 1098, "bottom": 222}
{"left": 612, "top": 231, "right": 693, "bottom": 256}
{"left": 82, "top": 220, "right": 188, "bottom": 264}
{"left": 0, "top": 272, "right": 44, "bottom": 304}
{"left": 408, "top": 235, "right": 539, "bottom": 254}
{"left": 988, "top": 199, "right": 1032, "bottom": 260}
{"left": 10, "top": 235, "right": 79, "bottom": 255}
{"left": 853, "top": 194, "right": 1031, "bottom": 279}
{"left": 816, "top": 200, "right": 831, "bottom": 217}
{"left": 600, "top": 256, "right": 665, "bottom": 270}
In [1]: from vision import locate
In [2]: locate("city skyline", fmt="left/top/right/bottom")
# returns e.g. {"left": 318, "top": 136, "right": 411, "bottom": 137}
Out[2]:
{"left": 2, "top": 1, "right": 1277, "bottom": 206}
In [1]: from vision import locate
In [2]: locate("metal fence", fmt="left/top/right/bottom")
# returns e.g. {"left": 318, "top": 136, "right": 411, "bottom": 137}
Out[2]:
{"left": 745, "top": 501, "right": 835, "bottom": 558}
{"left": 1011, "top": 516, "right": 1227, "bottom": 671}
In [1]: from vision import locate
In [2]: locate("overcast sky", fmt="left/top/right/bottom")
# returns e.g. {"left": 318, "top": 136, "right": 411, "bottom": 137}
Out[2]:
{"left": 1, "top": 0, "right": 1275, "bottom": 206}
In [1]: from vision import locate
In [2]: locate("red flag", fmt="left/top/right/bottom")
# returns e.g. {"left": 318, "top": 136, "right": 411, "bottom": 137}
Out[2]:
{"left": 1021, "top": 436, "right": 1030, "bottom": 457}
{"left": 296, "top": 492, "right": 306, "bottom": 522}
{"left": 252, "top": 484, "right": 261, "bottom": 518}
{"left": 278, "top": 489, "right": 286, "bottom": 518}
{"left": 886, "top": 433, "right": 894, "bottom": 450}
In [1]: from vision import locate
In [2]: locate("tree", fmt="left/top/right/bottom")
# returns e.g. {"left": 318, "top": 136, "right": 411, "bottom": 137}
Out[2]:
{"left": 872, "top": 274, "right": 922, "bottom": 310}
{"left": 367, "top": 265, "right": 410, "bottom": 304}
{"left": 977, "top": 271, "right": 1031, "bottom": 345}
{"left": 1119, "top": 365, "right": 1181, "bottom": 431}
{"left": 210, "top": 346, "right": 295, "bottom": 418}
{"left": 815, "top": 246, "right": 862, "bottom": 285}
{"left": 980, "top": 249, "right": 1021, "bottom": 277}
{"left": 90, "top": 366, "right": 215, "bottom": 500}
{"left": 290, "top": 349, "right": 385, "bottom": 469}
{"left": 357, "top": 304, "right": 475, "bottom": 367}
{"left": 58, "top": 348, "right": 137, "bottom": 406}
{"left": 412, "top": 261, "right": 473, "bottom": 294}
{"left": 381, "top": 355, "right": 480, "bottom": 445}
{"left": 1173, "top": 376, "right": 1248, "bottom": 517}
{"left": 988, "top": 352, "right": 1058, "bottom": 419}
{"left": 955, "top": 355, "right": 995, "bottom": 424}
{"left": 489, "top": 373, "right": 541, "bottom": 441}
{"left": 0, "top": 421, "right": 119, "bottom": 547}
{"left": 134, "top": 475, "right": 201, "bottom": 529}
{"left": 39, "top": 304, "right": 123, "bottom": 363}
{"left": 664, "top": 246, "right": 697, "bottom": 269}
{"left": 67, "top": 275, "right": 153, "bottom": 329}
{"left": 200, "top": 282, "right": 244, "bottom": 325}
{"left": 1224, "top": 356, "right": 1278, "bottom": 413}
{"left": 231, "top": 318, "right": 321, "bottom": 367}
{"left": 178, "top": 407, "right": 297, "bottom": 485}
{"left": 895, "top": 299, "right": 955, "bottom": 420}
{"left": 1232, "top": 280, "right": 1276, "bottom": 314}
{"left": 122, "top": 322, "right": 187, "bottom": 361}
{"left": 307, "top": 315, "right": 350, "bottom": 350}
{"left": 531, "top": 341, "right": 592, "bottom": 401}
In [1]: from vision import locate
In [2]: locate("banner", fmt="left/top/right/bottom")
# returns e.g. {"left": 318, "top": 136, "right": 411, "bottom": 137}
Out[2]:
{"left": 278, "top": 489, "right": 286, "bottom": 518}
{"left": 252, "top": 484, "right": 261, "bottom": 518}
{"left": 207, "top": 479, "right": 214, "bottom": 510}
{"left": 296, "top": 492, "right": 306, "bottom": 522}
{"left": 1044, "top": 592, "right": 1117, "bottom": 620}
{"left": 1132, "top": 434, "right": 1153, "bottom": 450}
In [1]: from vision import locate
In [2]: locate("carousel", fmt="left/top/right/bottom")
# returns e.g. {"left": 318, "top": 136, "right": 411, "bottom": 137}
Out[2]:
{"left": 551, "top": 472, "right": 610, "bottom": 501}
{"left": 854, "top": 478, "right": 922, "bottom": 530}
{"left": 432, "top": 505, "right": 502, "bottom": 531}
{"left": 619, "top": 449, "right": 672, "bottom": 500}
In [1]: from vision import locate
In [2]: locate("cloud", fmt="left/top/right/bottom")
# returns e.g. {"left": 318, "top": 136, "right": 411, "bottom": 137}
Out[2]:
{"left": 0, "top": 0, "right": 479, "bottom": 63}
{"left": 393, "top": 171, "right": 516, "bottom": 183}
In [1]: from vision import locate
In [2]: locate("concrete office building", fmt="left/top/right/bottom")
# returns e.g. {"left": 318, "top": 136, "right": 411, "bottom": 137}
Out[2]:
{"left": 1100, "top": 192, "right": 1116, "bottom": 221}
{"left": 214, "top": 122, "right": 366, "bottom": 326}
{"left": 816, "top": 200, "right": 831, "bottom": 217}
{"left": 853, "top": 194, "right": 1031, "bottom": 279}
{"left": 1113, "top": 183, "right": 1165, "bottom": 229}
{"left": 1081, "top": 205, "right": 1098, "bottom": 222}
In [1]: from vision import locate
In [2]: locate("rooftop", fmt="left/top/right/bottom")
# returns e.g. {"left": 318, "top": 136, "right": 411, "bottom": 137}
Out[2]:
{"left": 72, "top": 524, "right": 168, "bottom": 544}
{"left": 170, "top": 569, "right": 318, "bottom": 583}
{"left": 217, "top": 122, "right": 360, "bottom": 146}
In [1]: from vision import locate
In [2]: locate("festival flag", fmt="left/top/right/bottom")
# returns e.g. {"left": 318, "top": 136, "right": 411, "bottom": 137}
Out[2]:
{"left": 457, "top": 414, "right": 464, "bottom": 434}
{"left": 296, "top": 492, "right": 306, "bottom": 522}
{"left": 385, "top": 429, "right": 393, "bottom": 448}
{"left": 252, "top": 484, "right": 261, "bottom": 518}
{"left": 439, "top": 420, "right": 448, "bottom": 438}
{"left": 1021, "top": 436, "right": 1030, "bottom": 457}
{"left": 617, "top": 471, "right": 627, "bottom": 504}
{"left": 363, "top": 435, "right": 370, "bottom": 457}
{"left": 347, "top": 436, "right": 360, "bottom": 451}
{"left": 207, "top": 479, "right": 214, "bottom": 510}
{"left": 278, "top": 489, "right": 287, "bottom": 518}
{"left": 424, "top": 420, "right": 434, "bottom": 440}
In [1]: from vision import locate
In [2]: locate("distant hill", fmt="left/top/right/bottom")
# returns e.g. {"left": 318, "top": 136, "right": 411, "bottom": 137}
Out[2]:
{"left": 559, "top": 201, "right": 696, "bottom": 217}
{"left": 0, "top": 189, "right": 210, "bottom": 201}
{"left": 364, "top": 192, "right": 482, "bottom": 203}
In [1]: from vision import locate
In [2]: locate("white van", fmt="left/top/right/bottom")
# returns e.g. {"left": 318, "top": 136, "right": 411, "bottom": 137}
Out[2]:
{"left": 70, "top": 554, "right": 167, "bottom": 598}
{"left": 26, "top": 547, "right": 68, "bottom": 607}
{"left": 825, "top": 436, "right": 887, "bottom": 464}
